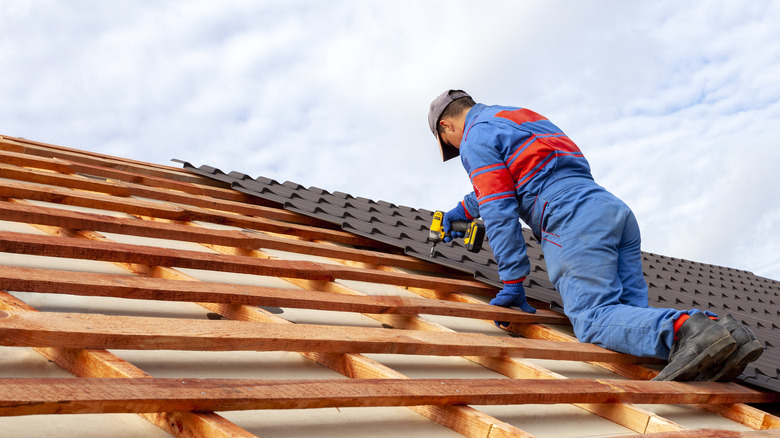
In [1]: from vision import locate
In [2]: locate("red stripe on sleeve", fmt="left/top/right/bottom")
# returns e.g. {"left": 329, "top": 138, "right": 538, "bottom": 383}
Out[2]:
{"left": 469, "top": 162, "right": 504, "bottom": 180}
{"left": 477, "top": 193, "right": 515, "bottom": 206}
{"left": 459, "top": 201, "right": 474, "bottom": 220}
{"left": 471, "top": 167, "right": 515, "bottom": 201}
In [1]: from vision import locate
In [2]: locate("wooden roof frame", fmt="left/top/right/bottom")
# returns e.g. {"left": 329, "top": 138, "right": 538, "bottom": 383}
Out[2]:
{"left": 0, "top": 134, "right": 778, "bottom": 437}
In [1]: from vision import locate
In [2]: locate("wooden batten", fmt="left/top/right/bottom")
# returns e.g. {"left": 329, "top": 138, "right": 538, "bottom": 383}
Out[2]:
{"left": 0, "top": 310, "right": 636, "bottom": 362}
{"left": 0, "top": 266, "right": 567, "bottom": 324}
{"left": 0, "top": 378, "right": 776, "bottom": 417}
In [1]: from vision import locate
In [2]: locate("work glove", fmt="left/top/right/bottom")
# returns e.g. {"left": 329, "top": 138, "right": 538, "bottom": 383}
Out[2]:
{"left": 442, "top": 203, "right": 468, "bottom": 242}
{"left": 490, "top": 281, "right": 536, "bottom": 328}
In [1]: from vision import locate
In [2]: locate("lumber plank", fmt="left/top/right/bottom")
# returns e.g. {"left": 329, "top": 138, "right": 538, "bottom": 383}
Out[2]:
{"left": 0, "top": 229, "right": 331, "bottom": 280}
{"left": 0, "top": 180, "right": 379, "bottom": 247}
{"left": 0, "top": 230, "right": 496, "bottom": 295}
{"left": 0, "top": 266, "right": 567, "bottom": 324}
{"left": 0, "top": 161, "right": 332, "bottom": 228}
{"left": 0, "top": 135, "right": 213, "bottom": 186}
{"left": 700, "top": 402, "right": 780, "bottom": 431}
{"left": 0, "top": 378, "right": 775, "bottom": 417}
{"left": 0, "top": 199, "right": 437, "bottom": 273}
{"left": 0, "top": 310, "right": 640, "bottom": 362}
{"left": 0, "top": 148, "right": 273, "bottom": 206}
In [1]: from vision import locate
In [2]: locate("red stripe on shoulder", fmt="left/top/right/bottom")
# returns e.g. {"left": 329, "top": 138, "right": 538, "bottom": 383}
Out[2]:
{"left": 508, "top": 136, "right": 582, "bottom": 186}
{"left": 494, "top": 109, "right": 548, "bottom": 125}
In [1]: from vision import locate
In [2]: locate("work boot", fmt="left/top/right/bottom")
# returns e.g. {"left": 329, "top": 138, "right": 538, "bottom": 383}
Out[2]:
{"left": 652, "top": 313, "right": 737, "bottom": 381}
{"left": 697, "top": 314, "right": 763, "bottom": 382}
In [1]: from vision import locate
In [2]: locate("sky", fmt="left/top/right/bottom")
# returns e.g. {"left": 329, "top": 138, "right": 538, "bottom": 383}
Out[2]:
{"left": 2, "top": 0, "right": 779, "bottom": 281}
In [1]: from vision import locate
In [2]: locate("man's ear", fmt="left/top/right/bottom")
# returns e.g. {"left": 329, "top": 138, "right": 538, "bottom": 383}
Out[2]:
{"left": 438, "top": 118, "right": 452, "bottom": 133}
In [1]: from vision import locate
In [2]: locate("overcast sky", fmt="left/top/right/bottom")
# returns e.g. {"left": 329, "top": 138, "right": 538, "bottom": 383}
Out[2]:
{"left": 2, "top": 1, "right": 779, "bottom": 281}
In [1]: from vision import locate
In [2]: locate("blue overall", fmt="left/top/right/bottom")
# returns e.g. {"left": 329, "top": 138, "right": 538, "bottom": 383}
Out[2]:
{"left": 458, "top": 103, "right": 693, "bottom": 359}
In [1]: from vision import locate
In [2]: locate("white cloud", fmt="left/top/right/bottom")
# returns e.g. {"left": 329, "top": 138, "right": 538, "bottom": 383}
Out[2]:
{"left": 1, "top": 0, "right": 778, "bottom": 280}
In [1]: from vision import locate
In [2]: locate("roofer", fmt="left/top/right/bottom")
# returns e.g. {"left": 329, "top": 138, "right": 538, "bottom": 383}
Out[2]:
{"left": 428, "top": 90, "right": 763, "bottom": 381}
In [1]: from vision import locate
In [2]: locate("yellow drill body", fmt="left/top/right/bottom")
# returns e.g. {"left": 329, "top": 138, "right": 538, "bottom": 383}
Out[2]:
{"left": 428, "top": 210, "right": 485, "bottom": 257}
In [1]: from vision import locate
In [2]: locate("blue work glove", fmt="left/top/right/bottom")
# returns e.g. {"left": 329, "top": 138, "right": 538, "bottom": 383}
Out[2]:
{"left": 490, "top": 281, "right": 536, "bottom": 328}
{"left": 442, "top": 202, "right": 468, "bottom": 242}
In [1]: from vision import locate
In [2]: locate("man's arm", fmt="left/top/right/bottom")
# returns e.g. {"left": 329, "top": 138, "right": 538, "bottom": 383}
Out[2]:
{"left": 465, "top": 143, "right": 530, "bottom": 283}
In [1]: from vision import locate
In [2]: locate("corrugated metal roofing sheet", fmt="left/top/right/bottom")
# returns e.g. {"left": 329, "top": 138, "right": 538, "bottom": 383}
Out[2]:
{"left": 178, "top": 161, "right": 780, "bottom": 393}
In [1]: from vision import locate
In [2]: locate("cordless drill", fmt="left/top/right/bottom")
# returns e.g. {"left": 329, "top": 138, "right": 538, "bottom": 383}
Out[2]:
{"left": 428, "top": 210, "right": 485, "bottom": 257}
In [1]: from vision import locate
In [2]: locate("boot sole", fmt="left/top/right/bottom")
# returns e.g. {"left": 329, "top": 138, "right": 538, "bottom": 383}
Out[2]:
{"left": 653, "top": 335, "right": 737, "bottom": 381}
{"left": 707, "top": 339, "right": 764, "bottom": 381}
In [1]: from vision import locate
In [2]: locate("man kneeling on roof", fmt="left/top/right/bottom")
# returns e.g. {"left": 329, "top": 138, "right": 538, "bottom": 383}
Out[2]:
{"left": 428, "top": 90, "right": 763, "bottom": 381}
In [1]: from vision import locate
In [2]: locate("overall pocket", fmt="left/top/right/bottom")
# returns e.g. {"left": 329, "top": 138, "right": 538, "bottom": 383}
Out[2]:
{"left": 532, "top": 195, "right": 561, "bottom": 248}
{"left": 530, "top": 195, "right": 548, "bottom": 241}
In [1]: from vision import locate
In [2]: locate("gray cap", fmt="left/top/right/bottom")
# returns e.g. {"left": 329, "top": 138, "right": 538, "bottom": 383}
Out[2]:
{"left": 428, "top": 89, "right": 471, "bottom": 162}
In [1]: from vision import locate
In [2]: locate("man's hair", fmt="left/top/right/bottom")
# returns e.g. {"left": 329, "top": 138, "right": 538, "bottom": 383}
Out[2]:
{"left": 436, "top": 96, "right": 476, "bottom": 136}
